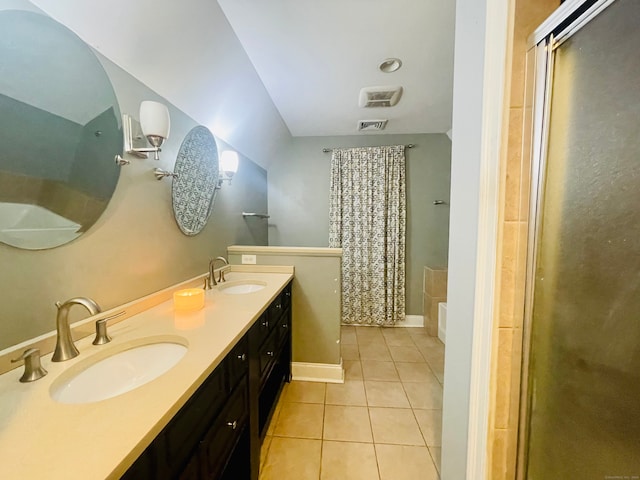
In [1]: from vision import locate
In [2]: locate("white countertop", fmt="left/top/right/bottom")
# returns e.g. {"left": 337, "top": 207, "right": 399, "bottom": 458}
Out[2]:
{"left": 0, "top": 268, "right": 293, "bottom": 479}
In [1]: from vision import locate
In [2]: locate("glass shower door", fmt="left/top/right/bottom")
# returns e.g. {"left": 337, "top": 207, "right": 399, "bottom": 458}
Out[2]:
{"left": 524, "top": 0, "right": 640, "bottom": 478}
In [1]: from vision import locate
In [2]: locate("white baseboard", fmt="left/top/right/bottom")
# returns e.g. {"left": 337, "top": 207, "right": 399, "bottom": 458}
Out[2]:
{"left": 398, "top": 315, "right": 424, "bottom": 327}
{"left": 340, "top": 315, "right": 424, "bottom": 328}
{"left": 292, "top": 361, "right": 344, "bottom": 383}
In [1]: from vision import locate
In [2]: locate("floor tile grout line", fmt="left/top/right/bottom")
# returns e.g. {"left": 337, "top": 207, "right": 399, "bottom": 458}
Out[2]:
{"left": 265, "top": 325, "right": 444, "bottom": 478}
{"left": 318, "top": 382, "right": 327, "bottom": 480}
{"left": 352, "top": 325, "right": 442, "bottom": 477}
{"left": 269, "top": 433, "right": 435, "bottom": 449}
{"left": 427, "top": 445, "right": 442, "bottom": 478}
{"left": 361, "top": 353, "right": 383, "bottom": 479}
{"left": 260, "top": 436, "right": 272, "bottom": 472}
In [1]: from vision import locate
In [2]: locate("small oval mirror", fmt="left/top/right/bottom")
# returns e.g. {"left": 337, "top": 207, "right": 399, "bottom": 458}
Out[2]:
{"left": 172, "top": 126, "right": 220, "bottom": 235}
{"left": 0, "top": 10, "right": 122, "bottom": 250}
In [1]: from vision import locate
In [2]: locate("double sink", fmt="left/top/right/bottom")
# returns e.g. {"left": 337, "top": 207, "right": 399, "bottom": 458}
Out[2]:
{"left": 48, "top": 280, "right": 267, "bottom": 405}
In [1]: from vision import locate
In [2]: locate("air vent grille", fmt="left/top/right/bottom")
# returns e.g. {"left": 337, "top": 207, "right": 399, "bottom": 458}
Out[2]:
{"left": 359, "top": 86, "right": 403, "bottom": 108}
{"left": 358, "top": 119, "right": 388, "bottom": 131}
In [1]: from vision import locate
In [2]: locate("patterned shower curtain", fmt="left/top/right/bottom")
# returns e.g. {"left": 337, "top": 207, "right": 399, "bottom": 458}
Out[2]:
{"left": 328, "top": 145, "right": 406, "bottom": 326}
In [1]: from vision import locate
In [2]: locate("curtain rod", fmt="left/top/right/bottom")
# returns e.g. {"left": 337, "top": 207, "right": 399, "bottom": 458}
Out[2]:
{"left": 322, "top": 144, "right": 415, "bottom": 153}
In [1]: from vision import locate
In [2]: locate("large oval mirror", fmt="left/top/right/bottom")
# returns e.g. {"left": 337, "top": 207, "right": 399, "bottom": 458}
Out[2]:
{"left": 172, "top": 126, "right": 219, "bottom": 235}
{"left": 0, "top": 10, "right": 122, "bottom": 250}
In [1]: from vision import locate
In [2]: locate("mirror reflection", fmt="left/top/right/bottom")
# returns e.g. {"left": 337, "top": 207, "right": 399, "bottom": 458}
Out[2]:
{"left": 0, "top": 10, "right": 122, "bottom": 250}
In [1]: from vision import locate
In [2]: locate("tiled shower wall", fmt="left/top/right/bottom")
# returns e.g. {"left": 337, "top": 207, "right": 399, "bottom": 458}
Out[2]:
{"left": 488, "top": 0, "right": 559, "bottom": 478}
{"left": 423, "top": 266, "right": 447, "bottom": 336}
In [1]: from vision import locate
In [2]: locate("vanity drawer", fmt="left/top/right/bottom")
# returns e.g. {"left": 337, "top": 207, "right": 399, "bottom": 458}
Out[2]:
{"left": 276, "top": 308, "right": 291, "bottom": 347}
{"left": 282, "top": 284, "right": 292, "bottom": 311}
{"left": 267, "top": 294, "right": 284, "bottom": 323}
{"left": 227, "top": 336, "right": 249, "bottom": 391}
{"left": 258, "top": 328, "right": 279, "bottom": 380}
{"left": 120, "top": 443, "right": 156, "bottom": 480}
{"left": 268, "top": 284, "right": 291, "bottom": 323}
{"left": 250, "top": 312, "right": 271, "bottom": 347}
{"left": 199, "top": 380, "right": 249, "bottom": 479}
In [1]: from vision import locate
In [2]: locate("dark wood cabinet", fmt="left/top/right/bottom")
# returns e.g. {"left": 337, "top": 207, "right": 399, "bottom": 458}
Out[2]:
{"left": 250, "top": 283, "right": 291, "bottom": 439}
{"left": 198, "top": 380, "right": 249, "bottom": 479}
{"left": 121, "top": 281, "right": 292, "bottom": 480}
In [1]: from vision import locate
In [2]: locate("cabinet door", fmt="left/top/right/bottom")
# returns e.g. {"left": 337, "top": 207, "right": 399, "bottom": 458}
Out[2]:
{"left": 200, "top": 380, "right": 249, "bottom": 479}
{"left": 220, "top": 427, "right": 251, "bottom": 480}
{"left": 119, "top": 444, "right": 155, "bottom": 480}
{"left": 160, "top": 364, "right": 226, "bottom": 477}
{"left": 178, "top": 454, "right": 201, "bottom": 480}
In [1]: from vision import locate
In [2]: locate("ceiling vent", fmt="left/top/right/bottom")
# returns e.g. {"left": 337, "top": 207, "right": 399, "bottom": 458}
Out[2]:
{"left": 357, "top": 119, "right": 388, "bottom": 131}
{"left": 358, "top": 86, "right": 403, "bottom": 108}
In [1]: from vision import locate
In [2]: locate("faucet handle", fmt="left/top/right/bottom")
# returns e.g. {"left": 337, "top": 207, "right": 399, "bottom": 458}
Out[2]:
{"left": 92, "top": 311, "right": 125, "bottom": 345}
{"left": 11, "top": 348, "right": 48, "bottom": 383}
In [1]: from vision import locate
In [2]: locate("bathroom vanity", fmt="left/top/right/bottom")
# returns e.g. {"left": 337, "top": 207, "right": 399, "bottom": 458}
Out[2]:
{"left": 0, "top": 267, "right": 293, "bottom": 480}
{"left": 122, "top": 279, "right": 292, "bottom": 480}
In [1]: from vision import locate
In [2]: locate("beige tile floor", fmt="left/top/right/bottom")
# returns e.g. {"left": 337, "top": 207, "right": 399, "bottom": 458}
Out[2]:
{"left": 259, "top": 325, "right": 445, "bottom": 480}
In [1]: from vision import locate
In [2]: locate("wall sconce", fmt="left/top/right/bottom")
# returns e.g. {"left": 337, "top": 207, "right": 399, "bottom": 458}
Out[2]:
{"left": 153, "top": 168, "right": 178, "bottom": 181}
{"left": 217, "top": 150, "right": 239, "bottom": 188}
{"left": 122, "top": 101, "right": 170, "bottom": 161}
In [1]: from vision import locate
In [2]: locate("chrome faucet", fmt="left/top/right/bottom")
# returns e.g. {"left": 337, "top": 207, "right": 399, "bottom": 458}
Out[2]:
{"left": 52, "top": 297, "right": 101, "bottom": 362}
{"left": 205, "top": 256, "right": 228, "bottom": 289}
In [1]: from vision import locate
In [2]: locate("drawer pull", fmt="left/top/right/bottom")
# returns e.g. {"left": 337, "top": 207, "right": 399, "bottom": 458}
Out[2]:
{"left": 266, "top": 351, "right": 275, "bottom": 357}
{"left": 237, "top": 353, "right": 246, "bottom": 361}
{"left": 227, "top": 420, "right": 238, "bottom": 430}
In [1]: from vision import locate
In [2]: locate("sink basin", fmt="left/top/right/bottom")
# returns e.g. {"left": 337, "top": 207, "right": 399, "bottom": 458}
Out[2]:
{"left": 50, "top": 338, "right": 188, "bottom": 404}
{"left": 220, "top": 280, "right": 266, "bottom": 295}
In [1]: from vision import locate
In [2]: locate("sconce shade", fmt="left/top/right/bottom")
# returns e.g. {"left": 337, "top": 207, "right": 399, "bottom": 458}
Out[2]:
{"left": 139, "top": 101, "right": 170, "bottom": 141}
{"left": 220, "top": 150, "right": 239, "bottom": 176}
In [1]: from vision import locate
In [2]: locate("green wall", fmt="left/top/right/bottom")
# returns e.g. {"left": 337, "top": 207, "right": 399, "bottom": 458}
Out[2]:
{"left": 267, "top": 134, "right": 451, "bottom": 316}
{"left": 0, "top": 43, "right": 273, "bottom": 350}
{"left": 229, "top": 248, "right": 342, "bottom": 365}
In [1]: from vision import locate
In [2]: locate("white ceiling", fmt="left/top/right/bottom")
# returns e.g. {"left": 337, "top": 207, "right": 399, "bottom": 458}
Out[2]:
{"left": 217, "top": 0, "right": 456, "bottom": 137}
{"left": 27, "top": 0, "right": 292, "bottom": 167}
{"left": 25, "top": 0, "right": 455, "bottom": 162}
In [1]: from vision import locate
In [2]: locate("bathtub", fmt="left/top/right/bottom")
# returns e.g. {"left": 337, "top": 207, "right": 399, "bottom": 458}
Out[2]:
{"left": 0, "top": 202, "right": 81, "bottom": 249}
{"left": 438, "top": 302, "right": 447, "bottom": 344}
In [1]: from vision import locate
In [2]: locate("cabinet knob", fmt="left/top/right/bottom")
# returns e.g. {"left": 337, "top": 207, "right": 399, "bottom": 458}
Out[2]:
{"left": 237, "top": 353, "right": 246, "bottom": 361}
{"left": 227, "top": 420, "right": 238, "bottom": 430}
{"left": 262, "top": 320, "right": 269, "bottom": 328}
{"left": 276, "top": 304, "right": 282, "bottom": 309}
{"left": 281, "top": 323, "right": 288, "bottom": 329}
{"left": 267, "top": 351, "right": 275, "bottom": 357}
{"left": 285, "top": 291, "right": 291, "bottom": 297}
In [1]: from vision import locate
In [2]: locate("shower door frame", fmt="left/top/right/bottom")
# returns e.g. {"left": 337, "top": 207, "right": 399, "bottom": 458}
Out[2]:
{"left": 516, "top": 0, "right": 620, "bottom": 478}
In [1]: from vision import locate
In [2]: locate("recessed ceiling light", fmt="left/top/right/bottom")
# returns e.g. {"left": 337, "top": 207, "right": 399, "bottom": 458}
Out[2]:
{"left": 379, "top": 58, "right": 402, "bottom": 73}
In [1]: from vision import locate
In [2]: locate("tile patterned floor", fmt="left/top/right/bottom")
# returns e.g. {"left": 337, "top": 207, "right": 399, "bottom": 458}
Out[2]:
{"left": 259, "top": 325, "right": 445, "bottom": 480}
